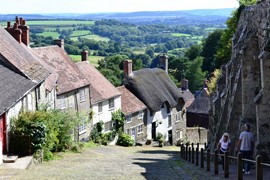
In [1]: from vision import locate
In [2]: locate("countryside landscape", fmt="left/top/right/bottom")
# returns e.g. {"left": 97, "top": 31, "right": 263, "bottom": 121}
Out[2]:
{"left": 1, "top": 0, "right": 270, "bottom": 179}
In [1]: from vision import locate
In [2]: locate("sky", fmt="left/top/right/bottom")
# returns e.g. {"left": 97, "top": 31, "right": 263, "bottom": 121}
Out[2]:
{"left": 0, "top": 0, "right": 239, "bottom": 14}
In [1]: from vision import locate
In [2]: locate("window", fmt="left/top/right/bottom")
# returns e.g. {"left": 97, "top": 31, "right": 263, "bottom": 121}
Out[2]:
{"left": 175, "top": 113, "right": 180, "bottom": 122}
{"left": 104, "top": 122, "right": 111, "bottom": 132}
{"left": 27, "top": 93, "right": 33, "bottom": 111}
{"left": 109, "top": 98, "right": 114, "bottom": 110}
{"left": 79, "top": 89, "right": 85, "bottom": 102}
{"left": 126, "top": 115, "right": 132, "bottom": 123}
{"left": 36, "top": 86, "right": 41, "bottom": 101}
{"left": 98, "top": 102, "right": 103, "bottom": 113}
{"left": 176, "top": 131, "right": 183, "bottom": 139}
{"left": 126, "top": 129, "right": 130, "bottom": 135}
{"left": 59, "top": 96, "right": 66, "bottom": 109}
{"left": 138, "top": 111, "right": 143, "bottom": 119}
{"left": 79, "top": 118, "right": 87, "bottom": 134}
{"left": 138, "top": 124, "right": 143, "bottom": 134}
{"left": 168, "top": 114, "right": 172, "bottom": 127}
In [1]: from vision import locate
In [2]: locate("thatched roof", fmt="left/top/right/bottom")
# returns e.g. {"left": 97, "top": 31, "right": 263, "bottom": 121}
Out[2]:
{"left": 124, "top": 68, "right": 182, "bottom": 112}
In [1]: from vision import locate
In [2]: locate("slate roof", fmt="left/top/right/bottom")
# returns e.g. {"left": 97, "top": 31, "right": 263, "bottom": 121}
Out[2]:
{"left": 76, "top": 61, "right": 121, "bottom": 104}
{"left": 124, "top": 68, "right": 182, "bottom": 112}
{"left": 187, "top": 88, "right": 210, "bottom": 114}
{"left": 0, "top": 27, "right": 49, "bottom": 82}
{"left": 33, "top": 46, "right": 89, "bottom": 95}
{"left": 117, "top": 86, "right": 146, "bottom": 115}
{"left": 0, "top": 64, "right": 37, "bottom": 115}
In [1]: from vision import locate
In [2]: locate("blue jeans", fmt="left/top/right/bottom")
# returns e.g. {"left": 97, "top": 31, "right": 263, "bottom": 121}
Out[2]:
{"left": 241, "top": 151, "right": 252, "bottom": 172}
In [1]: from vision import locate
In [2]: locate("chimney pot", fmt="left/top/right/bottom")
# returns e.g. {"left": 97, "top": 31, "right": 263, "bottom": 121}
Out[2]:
{"left": 54, "top": 39, "right": 65, "bottom": 49}
{"left": 13, "top": 23, "right": 18, "bottom": 29}
{"left": 81, "top": 50, "right": 89, "bottom": 61}
{"left": 159, "top": 54, "right": 168, "bottom": 74}
{"left": 123, "top": 59, "right": 133, "bottom": 77}
{"left": 15, "top": 16, "right": 19, "bottom": 24}
{"left": 181, "top": 79, "right": 189, "bottom": 90}
{"left": 19, "top": 18, "right": 23, "bottom": 25}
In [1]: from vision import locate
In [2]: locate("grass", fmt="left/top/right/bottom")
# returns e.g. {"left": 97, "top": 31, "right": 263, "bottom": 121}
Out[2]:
{"left": 70, "top": 30, "right": 91, "bottom": 37}
{"left": 71, "top": 34, "right": 110, "bottom": 42}
{"left": 37, "top": 31, "right": 60, "bottom": 39}
{"left": 69, "top": 55, "right": 104, "bottom": 66}
{"left": 171, "top": 33, "right": 192, "bottom": 37}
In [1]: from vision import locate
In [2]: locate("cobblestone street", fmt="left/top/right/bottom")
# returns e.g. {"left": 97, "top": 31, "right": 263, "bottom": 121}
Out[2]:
{"left": 0, "top": 145, "right": 224, "bottom": 180}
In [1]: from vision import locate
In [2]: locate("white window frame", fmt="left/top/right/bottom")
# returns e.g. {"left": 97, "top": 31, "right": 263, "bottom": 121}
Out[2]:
{"left": 59, "top": 96, "right": 66, "bottom": 110}
{"left": 126, "top": 115, "right": 132, "bottom": 123}
{"left": 79, "top": 118, "right": 87, "bottom": 134}
{"left": 79, "top": 89, "right": 86, "bottom": 102}
{"left": 168, "top": 114, "right": 172, "bottom": 127}
{"left": 98, "top": 102, "right": 103, "bottom": 113}
{"left": 108, "top": 98, "right": 115, "bottom": 110}
{"left": 138, "top": 124, "right": 143, "bottom": 134}
{"left": 138, "top": 110, "right": 143, "bottom": 119}
{"left": 175, "top": 113, "right": 180, "bottom": 122}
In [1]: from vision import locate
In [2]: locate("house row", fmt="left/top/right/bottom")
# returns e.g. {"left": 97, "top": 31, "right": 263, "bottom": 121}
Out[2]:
{"left": 0, "top": 17, "right": 208, "bottom": 163}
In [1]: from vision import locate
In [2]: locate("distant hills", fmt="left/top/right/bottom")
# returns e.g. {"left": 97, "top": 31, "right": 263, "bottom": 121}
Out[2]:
{"left": 0, "top": 8, "right": 234, "bottom": 25}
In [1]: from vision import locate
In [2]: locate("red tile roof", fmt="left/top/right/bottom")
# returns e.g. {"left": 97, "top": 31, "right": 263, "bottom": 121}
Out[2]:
{"left": 117, "top": 86, "right": 146, "bottom": 115}
{"left": 76, "top": 61, "right": 121, "bottom": 104}
{"left": 33, "top": 46, "right": 89, "bottom": 95}
{"left": 0, "top": 27, "right": 49, "bottom": 82}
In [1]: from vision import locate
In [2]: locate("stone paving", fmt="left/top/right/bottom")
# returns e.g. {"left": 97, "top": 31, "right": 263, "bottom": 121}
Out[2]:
{"left": 0, "top": 145, "right": 260, "bottom": 180}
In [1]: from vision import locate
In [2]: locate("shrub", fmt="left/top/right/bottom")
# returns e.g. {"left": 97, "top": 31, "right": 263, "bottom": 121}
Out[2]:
{"left": 116, "top": 133, "right": 134, "bottom": 147}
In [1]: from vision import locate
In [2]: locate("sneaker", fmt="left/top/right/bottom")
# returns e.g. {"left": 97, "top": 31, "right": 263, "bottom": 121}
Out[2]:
{"left": 245, "top": 171, "right": 251, "bottom": 175}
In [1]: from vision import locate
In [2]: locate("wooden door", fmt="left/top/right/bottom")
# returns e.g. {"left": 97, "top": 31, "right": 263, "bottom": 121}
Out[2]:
{"left": 0, "top": 114, "right": 6, "bottom": 153}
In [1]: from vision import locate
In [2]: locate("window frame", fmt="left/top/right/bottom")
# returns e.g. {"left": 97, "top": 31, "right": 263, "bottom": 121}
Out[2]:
{"left": 138, "top": 110, "right": 143, "bottom": 119}
{"left": 108, "top": 98, "right": 115, "bottom": 110}
{"left": 79, "top": 89, "right": 86, "bottom": 102}
{"left": 98, "top": 102, "right": 103, "bottom": 113}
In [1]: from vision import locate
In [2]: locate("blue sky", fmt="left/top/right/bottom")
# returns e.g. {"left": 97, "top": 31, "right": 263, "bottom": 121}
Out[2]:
{"left": 0, "top": 0, "right": 239, "bottom": 14}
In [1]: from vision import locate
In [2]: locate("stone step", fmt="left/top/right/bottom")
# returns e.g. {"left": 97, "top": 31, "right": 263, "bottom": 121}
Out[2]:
{"left": 2, "top": 155, "right": 18, "bottom": 163}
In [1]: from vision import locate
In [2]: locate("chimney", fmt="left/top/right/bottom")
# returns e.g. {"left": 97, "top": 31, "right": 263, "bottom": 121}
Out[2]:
{"left": 15, "top": 16, "right": 19, "bottom": 24}
{"left": 7, "top": 21, "right": 11, "bottom": 28}
{"left": 18, "top": 18, "right": 30, "bottom": 46}
{"left": 181, "top": 79, "right": 189, "bottom": 90}
{"left": 159, "top": 54, "right": 168, "bottom": 74}
{"left": 81, "top": 50, "right": 89, "bottom": 61}
{"left": 123, "top": 59, "right": 133, "bottom": 77}
{"left": 54, "top": 39, "right": 64, "bottom": 49}
{"left": 5, "top": 23, "right": 22, "bottom": 43}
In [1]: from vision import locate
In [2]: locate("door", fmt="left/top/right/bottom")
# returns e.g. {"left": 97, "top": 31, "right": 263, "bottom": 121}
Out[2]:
{"left": 131, "top": 127, "right": 136, "bottom": 142}
{"left": 168, "top": 130, "right": 173, "bottom": 145}
{"left": 152, "top": 122, "right": 156, "bottom": 140}
{"left": 0, "top": 114, "right": 6, "bottom": 154}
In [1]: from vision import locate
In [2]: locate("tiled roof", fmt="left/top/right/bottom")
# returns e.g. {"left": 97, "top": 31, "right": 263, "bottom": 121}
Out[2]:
{"left": 0, "top": 27, "right": 49, "bottom": 82}
{"left": 76, "top": 61, "right": 121, "bottom": 104}
{"left": 117, "top": 86, "right": 146, "bottom": 115}
{"left": 187, "top": 88, "right": 210, "bottom": 114}
{"left": 0, "top": 64, "right": 37, "bottom": 115}
{"left": 124, "top": 68, "right": 183, "bottom": 112}
{"left": 33, "top": 46, "right": 89, "bottom": 95}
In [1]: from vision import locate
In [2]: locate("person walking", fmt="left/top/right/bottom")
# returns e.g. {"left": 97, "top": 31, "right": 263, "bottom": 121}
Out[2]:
{"left": 237, "top": 123, "right": 254, "bottom": 175}
{"left": 217, "top": 133, "right": 231, "bottom": 171}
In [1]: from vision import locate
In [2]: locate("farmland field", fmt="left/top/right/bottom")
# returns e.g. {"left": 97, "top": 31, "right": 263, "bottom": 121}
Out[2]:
{"left": 69, "top": 55, "right": 104, "bottom": 66}
{"left": 171, "top": 33, "right": 192, "bottom": 37}
{"left": 70, "top": 34, "right": 110, "bottom": 42}
{"left": 37, "top": 31, "right": 60, "bottom": 39}
{"left": 70, "top": 30, "right": 91, "bottom": 37}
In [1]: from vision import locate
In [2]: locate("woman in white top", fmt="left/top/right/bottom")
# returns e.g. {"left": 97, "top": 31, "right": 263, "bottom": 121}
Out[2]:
{"left": 217, "top": 133, "right": 231, "bottom": 170}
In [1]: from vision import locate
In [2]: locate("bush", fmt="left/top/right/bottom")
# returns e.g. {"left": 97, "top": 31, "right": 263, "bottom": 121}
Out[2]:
{"left": 116, "top": 133, "right": 134, "bottom": 147}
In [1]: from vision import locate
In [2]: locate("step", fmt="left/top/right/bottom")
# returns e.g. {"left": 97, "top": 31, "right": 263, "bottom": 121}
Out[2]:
{"left": 2, "top": 155, "right": 18, "bottom": 163}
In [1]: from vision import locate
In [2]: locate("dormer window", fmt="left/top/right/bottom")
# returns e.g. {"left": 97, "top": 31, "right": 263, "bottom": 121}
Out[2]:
{"left": 138, "top": 111, "right": 143, "bottom": 119}
{"left": 79, "top": 89, "right": 85, "bottom": 102}
{"left": 109, "top": 98, "right": 115, "bottom": 110}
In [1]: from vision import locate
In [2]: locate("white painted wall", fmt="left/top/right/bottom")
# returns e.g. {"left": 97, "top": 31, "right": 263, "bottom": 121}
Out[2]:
{"left": 92, "top": 95, "right": 121, "bottom": 125}
{"left": 146, "top": 106, "right": 171, "bottom": 141}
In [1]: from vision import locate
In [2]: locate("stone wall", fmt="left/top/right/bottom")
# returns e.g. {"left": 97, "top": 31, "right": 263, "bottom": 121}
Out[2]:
{"left": 209, "top": 0, "right": 270, "bottom": 161}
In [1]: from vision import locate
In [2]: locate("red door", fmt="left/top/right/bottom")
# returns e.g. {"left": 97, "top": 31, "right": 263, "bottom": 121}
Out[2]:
{"left": 0, "top": 114, "right": 6, "bottom": 153}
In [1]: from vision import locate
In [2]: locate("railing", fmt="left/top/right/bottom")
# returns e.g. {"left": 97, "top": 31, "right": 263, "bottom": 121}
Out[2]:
{"left": 180, "top": 143, "right": 270, "bottom": 180}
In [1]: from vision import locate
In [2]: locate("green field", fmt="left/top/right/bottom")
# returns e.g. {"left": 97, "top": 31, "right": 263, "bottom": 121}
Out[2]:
{"left": 171, "top": 33, "right": 192, "bottom": 37}
{"left": 70, "top": 30, "right": 91, "bottom": 37}
{"left": 69, "top": 55, "right": 104, "bottom": 66}
{"left": 37, "top": 31, "right": 60, "bottom": 39}
{"left": 26, "top": 20, "right": 94, "bottom": 26}
{"left": 71, "top": 34, "right": 110, "bottom": 42}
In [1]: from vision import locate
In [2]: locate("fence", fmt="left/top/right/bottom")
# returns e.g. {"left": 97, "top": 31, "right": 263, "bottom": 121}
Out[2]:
{"left": 180, "top": 143, "right": 270, "bottom": 180}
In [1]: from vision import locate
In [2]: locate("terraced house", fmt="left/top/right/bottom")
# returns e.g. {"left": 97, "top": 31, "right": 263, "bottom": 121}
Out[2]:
{"left": 0, "top": 17, "right": 57, "bottom": 162}
{"left": 123, "top": 59, "right": 186, "bottom": 145}
{"left": 76, "top": 51, "right": 121, "bottom": 133}
{"left": 33, "top": 41, "right": 91, "bottom": 141}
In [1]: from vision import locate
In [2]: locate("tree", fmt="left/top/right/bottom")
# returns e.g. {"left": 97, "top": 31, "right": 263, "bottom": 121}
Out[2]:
{"left": 185, "top": 44, "right": 202, "bottom": 61}
{"left": 185, "top": 57, "right": 206, "bottom": 92}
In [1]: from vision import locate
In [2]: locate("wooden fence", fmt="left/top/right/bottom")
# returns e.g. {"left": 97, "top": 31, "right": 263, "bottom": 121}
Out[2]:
{"left": 180, "top": 143, "right": 270, "bottom": 180}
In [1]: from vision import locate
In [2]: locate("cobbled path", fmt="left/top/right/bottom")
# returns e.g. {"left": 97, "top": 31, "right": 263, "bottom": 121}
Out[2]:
{"left": 0, "top": 145, "right": 224, "bottom": 180}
